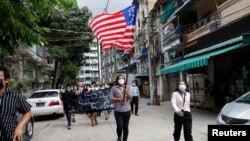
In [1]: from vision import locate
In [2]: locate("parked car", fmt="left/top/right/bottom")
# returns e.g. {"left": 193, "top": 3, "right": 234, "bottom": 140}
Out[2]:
{"left": 217, "top": 91, "right": 250, "bottom": 125}
{"left": 26, "top": 89, "right": 65, "bottom": 117}
{"left": 17, "top": 112, "right": 34, "bottom": 139}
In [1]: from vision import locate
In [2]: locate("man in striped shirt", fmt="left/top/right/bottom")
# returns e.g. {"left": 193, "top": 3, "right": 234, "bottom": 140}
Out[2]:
{"left": 0, "top": 66, "right": 31, "bottom": 141}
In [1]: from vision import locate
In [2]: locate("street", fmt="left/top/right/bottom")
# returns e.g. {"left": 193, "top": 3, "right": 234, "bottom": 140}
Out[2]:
{"left": 31, "top": 98, "right": 219, "bottom": 141}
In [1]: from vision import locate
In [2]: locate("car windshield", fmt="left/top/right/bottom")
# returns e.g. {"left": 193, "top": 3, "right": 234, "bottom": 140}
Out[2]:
{"left": 29, "top": 91, "right": 58, "bottom": 98}
{"left": 235, "top": 93, "right": 250, "bottom": 103}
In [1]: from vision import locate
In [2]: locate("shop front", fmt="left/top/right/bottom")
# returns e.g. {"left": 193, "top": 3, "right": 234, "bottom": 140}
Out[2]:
{"left": 213, "top": 44, "right": 250, "bottom": 108}
{"left": 159, "top": 33, "right": 250, "bottom": 109}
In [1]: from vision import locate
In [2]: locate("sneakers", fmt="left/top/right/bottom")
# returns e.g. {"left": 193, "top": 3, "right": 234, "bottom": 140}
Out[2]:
{"left": 72, "top": 118, "right": 76, "bottom": 122}
{"left": 135, "top": 114, "right": 139, "bottom": 116}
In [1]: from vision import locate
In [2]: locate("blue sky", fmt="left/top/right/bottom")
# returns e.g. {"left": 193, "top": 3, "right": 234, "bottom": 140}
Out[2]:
{"left": 77, "top": 0, "right": 133, "bottom": 17}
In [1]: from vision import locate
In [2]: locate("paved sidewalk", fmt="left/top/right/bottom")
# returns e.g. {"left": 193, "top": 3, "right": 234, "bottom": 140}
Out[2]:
{"left": 32, "top": 98, "right": 219, "bottom": 141}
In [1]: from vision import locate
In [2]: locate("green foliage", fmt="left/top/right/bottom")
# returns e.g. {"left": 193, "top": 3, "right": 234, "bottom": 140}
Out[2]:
{"left": 10, "top": 75, "right": 29, "bottom": 93}
{"left": 48, "top": 47, "right": 69, "bottom": 60}
{"left": 0, "top": 0, "right": 77, "bottom": 55}
{"left": 42, "top": 6, "right": 94, "bottom": 87}
{"left": 62, "top": 60, "right": 81, "bottom": 81}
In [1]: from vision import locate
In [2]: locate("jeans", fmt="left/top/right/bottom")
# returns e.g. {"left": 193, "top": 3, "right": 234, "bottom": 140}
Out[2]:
{"left": 63, "top": 104, "right": 72, "bottom": 126}
{"left": 131, "top": 96, "right": 139, "bottom": 114}
{"left": 114, "top": 111, "right": 131, "bottom": 141}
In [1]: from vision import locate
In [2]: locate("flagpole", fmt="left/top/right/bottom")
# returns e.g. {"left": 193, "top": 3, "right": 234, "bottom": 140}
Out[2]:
{"left": 124, "top": 50, "right": 133, "bottom": 102}
{"left": 105, "top": 0, "right": 110, "bottom": 13}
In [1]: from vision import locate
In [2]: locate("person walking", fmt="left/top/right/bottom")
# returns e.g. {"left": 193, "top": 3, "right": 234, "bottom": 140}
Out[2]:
{"left": 87, "top": 81, "right": 98, "bottom": 127}
{"left": 110, "top": 75, "right": 132, "bottom": 141}
{"left": 0, "top": 66, "right": 32, "bottom": 141}
{"left": 71, "top": 85, "right": 77, "bottom": 123}
{"left": 171, "top": 81, "right": 193, "bottom": 141}
{"left": 61, "top": 86, "right": 73, "bottom": 130}
{"left": 130, "top": 80, "right": 140, "bottom": 116}
{"left": 102, "top": 83, "right": 111, "bottom": 120}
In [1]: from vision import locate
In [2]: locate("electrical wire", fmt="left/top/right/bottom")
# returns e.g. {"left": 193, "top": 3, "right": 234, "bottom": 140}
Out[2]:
{"left": 48, "top": 28, "right": 92, "bottom": 34}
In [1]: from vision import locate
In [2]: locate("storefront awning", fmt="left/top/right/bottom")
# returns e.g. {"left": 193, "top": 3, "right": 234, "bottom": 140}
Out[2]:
{"left": 159, "top": 43, "right": 248, "bottom": 75}
{"left": 135, "top": 72, "right": 149, "bottom": 78}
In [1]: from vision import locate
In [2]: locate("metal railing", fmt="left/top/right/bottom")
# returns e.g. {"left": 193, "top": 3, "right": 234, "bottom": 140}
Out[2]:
{"left": 185, "top": 12, "right": 220, "bottom": 34}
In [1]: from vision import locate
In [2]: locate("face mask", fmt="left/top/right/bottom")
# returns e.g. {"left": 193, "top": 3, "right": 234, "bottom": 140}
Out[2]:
{"left": 95, "top": 87, "right": 99, "bottom": 90}
{"left": 118, "top": 79, "right": 125, "bottom": 85}
{"left": 179, "top": 85, "right": 186, "bottom": 91}
{"left": 132, "top": 83, "right": 136, "bottom": 86}
{"left": 0, "top": 79, "right": 4, "bottom": 89}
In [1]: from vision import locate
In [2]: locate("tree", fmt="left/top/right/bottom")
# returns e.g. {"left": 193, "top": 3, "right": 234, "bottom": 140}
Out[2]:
{"left": 42, "top": 7, "right": 94, "bottom": 88}
{"left": 0, "top": 0, "right": 77, "bottom": 56}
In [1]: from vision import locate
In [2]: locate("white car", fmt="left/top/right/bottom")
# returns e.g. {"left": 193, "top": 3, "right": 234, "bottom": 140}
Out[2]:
{"left": 217, "top": 91, "right": 250, "bottom": 125}
{"left": 27, "top": 89, "right": 64, "bottom": 117}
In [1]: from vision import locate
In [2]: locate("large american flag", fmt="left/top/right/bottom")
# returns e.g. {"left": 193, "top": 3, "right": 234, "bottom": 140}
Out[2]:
{"left": 90, "top": 4, "right": 137, "bottom": 51}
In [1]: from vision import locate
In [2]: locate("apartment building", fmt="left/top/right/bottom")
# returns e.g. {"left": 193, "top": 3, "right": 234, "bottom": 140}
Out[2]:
{"left": 133, "top": 0, "right": 157, "bottom": 101}
{"left": 153, "top": 0, "right": 250, "bottom": 109}
{"left": 78, "top": 39, "right": 100, "bottom": 85}
{"left": 1, "top": 44, "right": 51, "bottom": 93}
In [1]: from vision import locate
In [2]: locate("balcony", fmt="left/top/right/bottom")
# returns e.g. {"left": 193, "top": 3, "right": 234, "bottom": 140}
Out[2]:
{"left": 90, "top": 47, "right": 98, "bottom": 51}
{"left": 218, "top": 0, "right": 250, "bottom": 26}
{"left": 185, "top": 12, "right": 220, "bottom": 43}
{"left": 78, "top": 73, "right": 93, "bottom": 78}
{"left": 84, "top": 53, "right": 98, "bottom": 57}
{"left": 162, "top": 33, "right": 181, "bottom": 51}
{"left": 82, "top": 66, "right": 91, "bottom": 70}
{"left": 86, "top": 60, "right": 98, "bottom": 64}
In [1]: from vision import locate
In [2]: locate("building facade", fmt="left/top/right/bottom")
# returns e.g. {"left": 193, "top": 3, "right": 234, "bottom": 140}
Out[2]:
{"left": 78, "top": 39, "right": 100, "bottom": 85}
{"left": 1, "top": 44, "right": 52, "bottom": 94}
{"left": 156, "top": 0, "right": 250, "bottom": 109}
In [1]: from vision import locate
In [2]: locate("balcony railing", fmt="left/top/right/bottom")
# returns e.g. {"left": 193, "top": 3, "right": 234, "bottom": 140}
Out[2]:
{"left": 156, "top": 57, "right": 183, "bottom": 72}
{"left": 185, "top": 12, "right": 220, "bottom": 34}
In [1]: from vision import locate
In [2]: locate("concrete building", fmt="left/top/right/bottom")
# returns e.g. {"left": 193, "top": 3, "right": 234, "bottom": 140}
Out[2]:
{"left": 133, "top": 0, "right": 157, "bottom": 102}
{"left": 1, "top": 44, "right": 51, "bottom": 93}
{"left": 78, "top": 39, "right": 100, "bottom": 85}
{"left": 155, "top": 0, "right": 250, "bottom": 109}
{"left": 100, "top": 47, "right": 118, "bottom": 84}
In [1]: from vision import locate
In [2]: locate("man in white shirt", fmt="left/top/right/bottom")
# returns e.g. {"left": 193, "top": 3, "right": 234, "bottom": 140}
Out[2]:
{"left": 130, "top": 80, "right": 140, "bottom": 116}
{"left": 171, "top": 81, "right": 193, "bottom": 141}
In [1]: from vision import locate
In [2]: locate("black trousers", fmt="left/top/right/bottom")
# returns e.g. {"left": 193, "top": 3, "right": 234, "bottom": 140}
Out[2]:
{"left": 173, "top": 112, "right": 193, "bottom": 141}
{"left": 114, "top": 111, "right": 131, "bottom": 141}
{"left": 131, "top": 96, "right": 139, "bottom": 114}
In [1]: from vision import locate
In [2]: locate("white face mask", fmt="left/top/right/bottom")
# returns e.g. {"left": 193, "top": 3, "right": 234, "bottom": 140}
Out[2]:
{"left": 118, "top": 79, "right": 125, "bottom": 85}
{"left": 132, "top": 83, "right": 136, "bottom": 86}
{"left": 179, "top": 85, "right": 187, "bottom": 91}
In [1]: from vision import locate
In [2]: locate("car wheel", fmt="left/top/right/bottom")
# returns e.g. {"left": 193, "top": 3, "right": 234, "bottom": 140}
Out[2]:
{"left": 25, "top": 120, "right": 34, "bottom": 138}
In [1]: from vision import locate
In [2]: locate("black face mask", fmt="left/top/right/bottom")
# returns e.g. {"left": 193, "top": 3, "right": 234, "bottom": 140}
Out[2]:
{"left": 0, "top": 79, "right": 4, "bottom": 89}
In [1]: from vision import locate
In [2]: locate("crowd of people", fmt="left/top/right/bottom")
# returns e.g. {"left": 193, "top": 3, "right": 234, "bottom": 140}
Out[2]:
{"left": 0, "top": 65, "right": 193, "bottom": 141}
{"left": 61, "top": 81, "right": 112, "bottom": 129}
{"left": 61, "top": 76, "right": 141, "bottom": 141}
